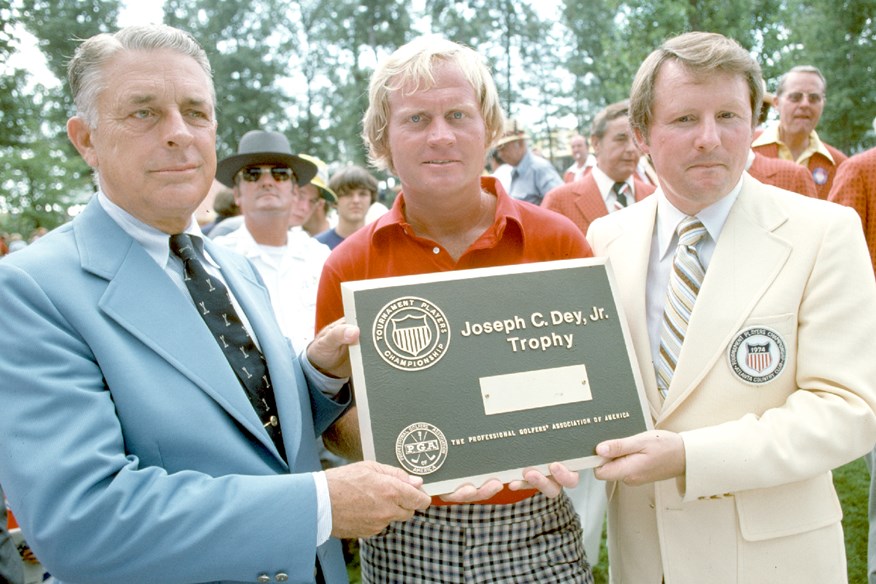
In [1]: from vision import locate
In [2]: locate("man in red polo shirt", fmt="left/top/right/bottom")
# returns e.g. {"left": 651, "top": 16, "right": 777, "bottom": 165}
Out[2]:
{"left": 315, "top": 36, "right": 594, "bottom": 583}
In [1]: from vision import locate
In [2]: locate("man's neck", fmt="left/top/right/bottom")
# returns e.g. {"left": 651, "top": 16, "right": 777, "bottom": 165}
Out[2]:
{"left": 302, "top": 218, "right": 329, "bottom": 237}
{"left": 779, "top": 126, "right": 811, "bottom": 161}
{"left": 335, "top": 217, "right": 365, "bottom": 238}
{"left": 403, "top": 186, "right": 496, "bottom": 261}
{"left": 244, "top": 214, "right": 288, "bottom": 247}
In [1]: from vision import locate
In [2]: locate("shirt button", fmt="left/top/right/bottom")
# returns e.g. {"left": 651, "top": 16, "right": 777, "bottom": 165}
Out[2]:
{"left": 432, "top": 246, "right": 440, "bottom": 254}
{"left": 256, "top": 575, "right": 270, "bottom": 583}
{"left": 276, "top": 573, "right": 289, "bottom": 582}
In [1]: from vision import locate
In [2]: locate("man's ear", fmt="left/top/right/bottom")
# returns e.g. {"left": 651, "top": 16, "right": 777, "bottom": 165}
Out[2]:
{"left": 67, "top": 116, "right": 99, "bottom": 168}
{"left": 633, "top": 127, "right": 650, "bottom": 156}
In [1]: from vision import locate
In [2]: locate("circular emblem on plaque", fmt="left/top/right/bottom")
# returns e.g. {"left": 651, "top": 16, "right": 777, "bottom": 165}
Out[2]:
{"left": 372, "top": 296, "right": 450, "bottom": 371}
{"left": 395, "top": 422, "right": 448, "bottom": 475}
{"left": 728, "top": 326, "right": 787, "bottom": 385}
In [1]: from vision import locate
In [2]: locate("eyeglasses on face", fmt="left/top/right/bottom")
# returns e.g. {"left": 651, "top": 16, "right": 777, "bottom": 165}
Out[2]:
{"left": 785, "top": 92, "right": 824, "bottom": 104}
{"left": 238, "top": 167, "right": 296, "bottom": 183}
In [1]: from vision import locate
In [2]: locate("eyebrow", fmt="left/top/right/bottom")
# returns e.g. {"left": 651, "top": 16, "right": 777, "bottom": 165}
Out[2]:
{"left": 124, "top": 93, "right": 212, "bottom": 109}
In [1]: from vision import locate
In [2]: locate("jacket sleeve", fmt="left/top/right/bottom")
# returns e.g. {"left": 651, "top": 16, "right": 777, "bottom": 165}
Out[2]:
{"left": 0, "top": 261, "right": 326, "bottom": 584}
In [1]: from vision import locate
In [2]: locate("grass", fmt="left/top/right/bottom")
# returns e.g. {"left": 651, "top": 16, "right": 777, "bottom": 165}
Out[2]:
{"left": 837, "top": 456, "right": 869, "bottom": 584}
{"left": 348, "top": 457, "right": 871, "bottom": 583}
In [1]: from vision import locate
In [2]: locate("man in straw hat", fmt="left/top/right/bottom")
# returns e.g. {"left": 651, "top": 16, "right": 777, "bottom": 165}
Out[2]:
{"left": 494, "top": 118, "right": 564, "bottom": 205}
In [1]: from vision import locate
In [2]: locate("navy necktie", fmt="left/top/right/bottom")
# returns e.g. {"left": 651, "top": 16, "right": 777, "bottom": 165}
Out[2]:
{"left": 169, "top": 233, "right": 285, "bottom": 459}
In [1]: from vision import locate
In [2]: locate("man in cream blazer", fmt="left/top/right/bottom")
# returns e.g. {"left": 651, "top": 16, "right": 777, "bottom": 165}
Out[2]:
{"left": 588, "top": 32, "right": 876, "bottom": 583}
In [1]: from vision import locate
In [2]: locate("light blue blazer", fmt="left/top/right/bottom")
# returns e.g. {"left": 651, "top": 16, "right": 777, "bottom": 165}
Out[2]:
{"left": 0, "top": 198, "right": 349, "bottom": 583}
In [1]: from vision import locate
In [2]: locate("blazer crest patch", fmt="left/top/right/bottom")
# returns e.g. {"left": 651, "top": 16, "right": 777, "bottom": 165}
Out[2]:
{"left": 728, "top": 326, "right": 787, "bottom": 384}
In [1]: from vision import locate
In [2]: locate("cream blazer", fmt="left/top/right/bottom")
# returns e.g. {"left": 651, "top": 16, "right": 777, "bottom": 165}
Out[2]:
{"left": 587, "top": 173, "right": 876, "bottom": 584}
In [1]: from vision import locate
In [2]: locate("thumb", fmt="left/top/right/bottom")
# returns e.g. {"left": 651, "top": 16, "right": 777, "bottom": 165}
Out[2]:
{"left": 595, "top": 438, "right": 630, "bottom": 459}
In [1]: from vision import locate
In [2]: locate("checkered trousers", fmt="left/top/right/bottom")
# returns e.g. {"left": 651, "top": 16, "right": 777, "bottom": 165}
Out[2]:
{"left": 360, "top": 491, "right": 593, "bottom": 583}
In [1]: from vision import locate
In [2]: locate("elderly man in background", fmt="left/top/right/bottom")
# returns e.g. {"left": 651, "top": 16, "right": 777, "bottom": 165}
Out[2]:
{"left": 752, "top": 65, "right": 847, "bottom": 198}
{"left": 494, "top": 119, "right": 564, "bottom": 205}
{"left": 543, "top": 100, "right": 656, "bottom": 238}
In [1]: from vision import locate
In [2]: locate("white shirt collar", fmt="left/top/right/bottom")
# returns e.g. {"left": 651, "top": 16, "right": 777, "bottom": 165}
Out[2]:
{"left": 655, "top": 176, "right": 743, "bottom": 261}
{"left": 97, "top": 191, "right": 209, "bottom": 268}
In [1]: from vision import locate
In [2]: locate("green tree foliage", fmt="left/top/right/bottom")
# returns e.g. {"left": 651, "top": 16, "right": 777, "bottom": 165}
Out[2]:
{"left": 0, "top": 0, "right": 115, "bottom": 234}
{"left": 295, "top": 0, "right": 412, "bottom": 164}
{"left": 163, "top": 0, "right": 300, "bottom": 158}
{"left": 3, "top": 0, "right": 874, "bottom": 232}
{"left": 776, "top": 0, "right": 876, "bottom": 153}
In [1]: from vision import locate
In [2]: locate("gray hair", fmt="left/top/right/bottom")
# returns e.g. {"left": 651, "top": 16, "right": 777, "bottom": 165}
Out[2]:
{"left": 775, "top": 65, "right": 827, "bottom": 96}
{"left": 590, "top": 99, "right": 630, "bottom": 141}
{"left": 68, "top": 24, "right": 214, "bottom": 127}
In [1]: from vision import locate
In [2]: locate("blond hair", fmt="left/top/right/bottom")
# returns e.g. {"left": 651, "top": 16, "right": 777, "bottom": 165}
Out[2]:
{"left": 362, "top": 36, "right": 504, "bottom": 174}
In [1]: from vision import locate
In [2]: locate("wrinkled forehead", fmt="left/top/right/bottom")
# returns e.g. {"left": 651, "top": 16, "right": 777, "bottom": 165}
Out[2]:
{"left": 783, "top": 71, "right": 825, "bottom": 93}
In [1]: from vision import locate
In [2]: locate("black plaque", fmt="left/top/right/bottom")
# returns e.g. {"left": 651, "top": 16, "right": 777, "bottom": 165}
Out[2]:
{"left": 341, "top": 258, "right": 651, "bottom": 495}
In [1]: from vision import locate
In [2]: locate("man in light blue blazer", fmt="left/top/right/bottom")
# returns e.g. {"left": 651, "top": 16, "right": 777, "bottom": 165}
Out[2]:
{"left": 0, "top": 24, "right": 430, "bottom": 584}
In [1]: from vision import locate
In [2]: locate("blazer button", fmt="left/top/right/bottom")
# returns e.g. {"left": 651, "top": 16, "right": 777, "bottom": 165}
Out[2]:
{"left": 276, "top": 573, "right": 289, "bottom": 582}
{"left": 256, "top": 574, "right": 271, "bottom": 583}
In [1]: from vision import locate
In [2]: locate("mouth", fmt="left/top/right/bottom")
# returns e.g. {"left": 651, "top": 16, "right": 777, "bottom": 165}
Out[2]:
{"left": 689, "top": 161, "right": 725, "bottom": 171}
{"left": 153, "top": 163, "right": 199, "bottom": 174}
{"left": 423, "top": 160, "right": 459, "bottom": 166}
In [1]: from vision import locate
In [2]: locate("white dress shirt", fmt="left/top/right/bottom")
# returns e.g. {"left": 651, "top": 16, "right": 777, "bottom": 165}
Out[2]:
{"left": 645, "top": 179, "right": 743, "bottom": 362}
{"left": 213, "top": 225, "right": 331, "bottom": 355}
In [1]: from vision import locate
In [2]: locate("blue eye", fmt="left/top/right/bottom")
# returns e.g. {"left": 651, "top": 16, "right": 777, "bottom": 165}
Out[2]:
{"left": 451, "top": 111, "right": 464, "bottom": 119}
{"left": 410, "top": 114, "right": 421, "bottom": 123}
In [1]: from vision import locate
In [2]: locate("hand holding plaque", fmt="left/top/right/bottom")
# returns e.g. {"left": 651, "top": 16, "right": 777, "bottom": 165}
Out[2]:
{"left": 342, "top": 257, "right": 652, "bottom": 495}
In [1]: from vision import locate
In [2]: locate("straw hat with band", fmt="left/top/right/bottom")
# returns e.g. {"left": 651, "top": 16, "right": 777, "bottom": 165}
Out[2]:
{"left": 493, "top": 118, "right": 527, "bottom": 149}
{"left": 216, "top": 130, "right": 317, "bottom": 188}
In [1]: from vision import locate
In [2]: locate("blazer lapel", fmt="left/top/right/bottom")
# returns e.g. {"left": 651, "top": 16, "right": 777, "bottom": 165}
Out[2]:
{"left": 660, "top": 178, "right": 792, "bottom": 417}
{"left": 601, "top": 197, "right": 663, "bottom": 419}
{"left": 75, "top": 200, "right": 282, "bottom": 460}
{"left": 574, "top": 175, "right": 610, "bottom": 225}
{"left": 206, "top": 239, "right": 304, "bottom": 468}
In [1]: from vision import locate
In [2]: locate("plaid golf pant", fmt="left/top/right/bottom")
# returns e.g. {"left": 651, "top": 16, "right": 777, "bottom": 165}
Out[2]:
{"left": 360, "top": 491, "right": 593, "bottom": 583}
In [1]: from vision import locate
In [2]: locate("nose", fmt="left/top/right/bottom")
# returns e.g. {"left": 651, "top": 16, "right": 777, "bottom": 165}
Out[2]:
{"left": 694, "top": 117, "right": 720, "bottom": 151}
{"left": 162, "top": 109, "right": 194, "bottom": 147}
{"left": 427, "top": 117, "right": 455, "bottom": 144}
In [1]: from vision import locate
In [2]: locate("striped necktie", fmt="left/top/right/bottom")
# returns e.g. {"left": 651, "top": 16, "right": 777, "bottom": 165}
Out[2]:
{"left": 655, "top": 216, "right": 707, "bottom": 399}
{"left": 612, "top": 181, "right": 631, "bottom": 209}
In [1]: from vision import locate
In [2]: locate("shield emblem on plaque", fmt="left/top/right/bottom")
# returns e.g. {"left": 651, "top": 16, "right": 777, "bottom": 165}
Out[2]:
{"left": 391, "top": 315, "right": 432, "bottom": 357}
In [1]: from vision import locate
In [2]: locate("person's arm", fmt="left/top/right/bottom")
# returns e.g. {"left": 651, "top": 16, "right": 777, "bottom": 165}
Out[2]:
{"left": 0, "top": 261, "right": 430, "bottom": 584}
{"left": 536, "top": 164, "right": 565, "bottom": 201}
{"left": 595, "top": 204, "right": 876, "bottom": 499}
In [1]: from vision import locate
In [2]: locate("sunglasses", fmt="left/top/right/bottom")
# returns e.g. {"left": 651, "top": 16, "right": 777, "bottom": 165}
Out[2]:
{"left": 239, "top": 167, "right": 295, "bottom": 183}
